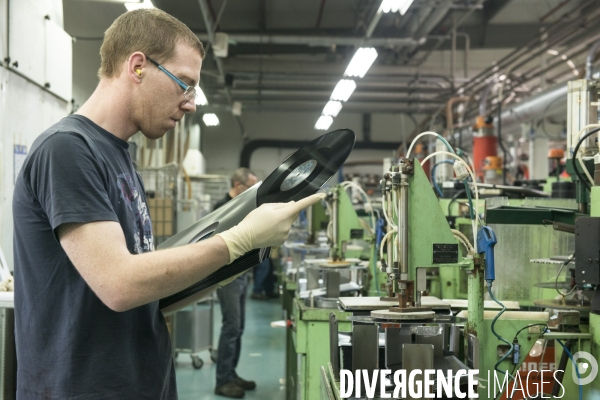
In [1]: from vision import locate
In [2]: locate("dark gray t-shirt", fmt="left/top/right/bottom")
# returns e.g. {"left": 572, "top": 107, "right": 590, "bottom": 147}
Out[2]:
{"left": 13, "top": 115, "right": 176, "bottom": 399}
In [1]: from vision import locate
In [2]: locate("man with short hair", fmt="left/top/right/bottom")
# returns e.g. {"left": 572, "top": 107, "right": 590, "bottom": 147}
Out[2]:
{"left": 213, "top": 167, "right": 258, "bottom": 398}
{"left": 12, "top": 9, "right": 323, "bottom": 399}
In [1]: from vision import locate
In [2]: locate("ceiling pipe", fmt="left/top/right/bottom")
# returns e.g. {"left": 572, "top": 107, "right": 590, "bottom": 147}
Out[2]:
{"left": 479, "top": 82, "right": 494, "bottom": 117}
{"left": 195, "top": 101, "right": 440, "bottom": 114}
{"left": 469, "top": 30, "right": 600, "bottom": 121}
{"left": 586, "top": 38, "right": 600, "bottom": 79}
{"left": 447, "top": 97, "right": 470, "bottom": 134}
{"left": 472, "top": 33, "right": 600, "bottom": 121}
{"left": 540, "top": 0, "right": 575, "bottom": 22}
{"left": 456, "top": 0, "right": 599, "bottom": 95}
{"left": 497, "top": 84, "right": 567, "bottom": 129}
{"left": 401, "top": 4, "right": 435, "bottom": 39}
{"left": 316, "top": 0, "right": 327, "bottom": 29}
{"left": 415, "top": 0, "right": 483, "bottom": 67}
{"left": 225, "top": 71, "right": 453, "bottom": 86}
{"left": 195, "top": 33, "right": 418, "bottom": 47}
{"left": 229, "top": 81, "right": 451, "bottom": 92}
{"left": 364, "top": 0, "right": 385, "bottom": 39}
{"left": 400, "top": 2, "right": 453, "bottom": 62}
{"left": 239, "top": 139, "right": 400, "bottom": 168}
{"left": 211, "top": 89, "right": 446, "bottom": 102}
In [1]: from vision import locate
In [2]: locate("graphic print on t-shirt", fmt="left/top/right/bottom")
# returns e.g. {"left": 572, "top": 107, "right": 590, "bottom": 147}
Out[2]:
{"left": 117, "top": 172, "right": 154, "bottom": 253}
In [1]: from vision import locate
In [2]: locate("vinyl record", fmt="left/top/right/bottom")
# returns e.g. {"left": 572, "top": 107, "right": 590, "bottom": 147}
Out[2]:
{"left": 158, "top": 129, "right": 355, "bottom": 314}
{"left": 257, "top": 129, "right": 355, "bottom": 205}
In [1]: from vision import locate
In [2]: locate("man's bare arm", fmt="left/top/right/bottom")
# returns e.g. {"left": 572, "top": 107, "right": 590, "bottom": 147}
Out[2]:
{"left": 57, "top": 192, "right": 325, "bottom": 312}
{"left": 57, "top": 221, "right": 230, "bottom": 312}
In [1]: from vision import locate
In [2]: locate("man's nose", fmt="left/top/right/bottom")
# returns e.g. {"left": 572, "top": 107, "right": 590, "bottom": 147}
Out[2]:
{"left": 182, "top": 98, "right": 197, "bottom": 114}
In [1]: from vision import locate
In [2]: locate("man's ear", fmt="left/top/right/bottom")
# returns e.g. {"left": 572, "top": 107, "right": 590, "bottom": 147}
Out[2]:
{"left": 128, "top": 52, "right": 146, "bottom": 83}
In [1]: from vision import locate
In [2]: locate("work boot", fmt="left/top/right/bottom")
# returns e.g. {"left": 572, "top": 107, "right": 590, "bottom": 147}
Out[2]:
{"left": 215, "top": 382, "right": 245, "bottom": 398}
{"left": 250, "top": 293, "right": 267, "bottom": 300}
{"left": 233, "top": 376, "right": 256, "bottom": 390}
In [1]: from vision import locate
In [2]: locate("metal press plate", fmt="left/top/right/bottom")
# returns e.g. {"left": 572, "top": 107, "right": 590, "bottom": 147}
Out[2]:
{"left": 339, "top": 296, "right": 450, "bottom": 311}
{"left": 339, "top": 297, "right": 399, "bottom": 311}
{"left": 370, "top": 310, "right": 436, "bottom": 320}
{"left": 317, "top": 261, "right": 352, "bottom": 268}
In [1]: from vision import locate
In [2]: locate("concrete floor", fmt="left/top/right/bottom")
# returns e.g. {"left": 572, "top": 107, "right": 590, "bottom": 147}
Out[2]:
{"left": 175, "top": 293, "right": 285, "bottom": 400}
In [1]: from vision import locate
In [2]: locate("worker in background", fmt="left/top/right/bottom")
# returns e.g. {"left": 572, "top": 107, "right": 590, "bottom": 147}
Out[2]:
{"left": 213, "top": 168, "right": 259, "bottom": 398}
{"left": 12, "top": 9, "right": 323, "bottom": 400}
{"left": 250, "top": 257, "right": 277, "bottom": 300}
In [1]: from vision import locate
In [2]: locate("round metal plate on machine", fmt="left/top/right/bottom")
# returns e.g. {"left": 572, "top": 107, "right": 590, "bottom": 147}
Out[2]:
{"left": 370, "top": 309, "right": 436, "bottom": 320}
{"left": 317, "top": 261, "right": 352, "bottom": 268}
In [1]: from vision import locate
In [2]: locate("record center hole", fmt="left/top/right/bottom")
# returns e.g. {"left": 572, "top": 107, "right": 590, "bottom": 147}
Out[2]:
{"left": 280, "top": 159, "right": 317, "bottom": 191}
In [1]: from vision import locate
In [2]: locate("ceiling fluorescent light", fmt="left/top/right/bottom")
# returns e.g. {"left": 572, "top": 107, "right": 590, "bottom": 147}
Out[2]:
{"left": 344, "top": 48, "right": 378, "bottom": 78}
{"left": 546, "top": 49, "right": 559, "bottom": 56}
{"left": 330, "top": 79, "right": 356, "bottom": 102}
{"left": 124, "top": 0, "right": 154, "bottom": 11}
{"left": 315, "top": 116, "right": 333, "bottom": 130}
{"left": 323, "top": 101, "right": 343, "bottom": 117}
{"left": 195, "top": 87, "right": 208, "bottom": 106}
{"left": 203, "top": 113, "right": 220, "bottom": 126}
{"left": 380, "top": 0, "right": 414, "bottom": 15}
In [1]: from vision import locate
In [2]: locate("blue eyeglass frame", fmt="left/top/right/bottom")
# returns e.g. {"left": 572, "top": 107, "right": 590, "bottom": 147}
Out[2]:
{"left": 145, "top": 55, "right": 197, "bottom": 101}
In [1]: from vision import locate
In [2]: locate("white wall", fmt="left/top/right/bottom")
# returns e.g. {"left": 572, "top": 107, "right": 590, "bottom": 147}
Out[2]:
{"left": 0, "top": 0, "right": 70, "bottom": 269}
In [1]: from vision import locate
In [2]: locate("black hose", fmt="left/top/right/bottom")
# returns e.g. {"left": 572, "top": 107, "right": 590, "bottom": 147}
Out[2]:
{"left": 572, "top": 127, "right": 600, "bottom": 191}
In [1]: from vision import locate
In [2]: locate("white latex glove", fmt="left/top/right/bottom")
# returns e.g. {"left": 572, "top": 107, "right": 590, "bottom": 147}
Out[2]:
{"left": 217, "top": 193, "right": 326, "bottom": 263}
{"left": 0, "top": 277, "right": 14, "bottom": 292}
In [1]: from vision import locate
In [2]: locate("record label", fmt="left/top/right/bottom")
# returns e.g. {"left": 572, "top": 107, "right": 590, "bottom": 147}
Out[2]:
{"left": 280, "top": 159, "right": 318, "bottom": 191}
{"left": 258, "top": 129, "right": 355, "bottom": 205}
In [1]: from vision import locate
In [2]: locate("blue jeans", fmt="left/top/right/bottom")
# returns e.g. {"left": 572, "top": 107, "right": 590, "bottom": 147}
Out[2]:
{"left": 216, "top": 274, "right": 247, "bottom": 388}
{"left": 253, "top": 258, "right": 275, "bottom": 296}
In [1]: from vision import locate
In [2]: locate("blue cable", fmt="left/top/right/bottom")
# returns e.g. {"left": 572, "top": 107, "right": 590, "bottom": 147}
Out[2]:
{"left": 430, "top": 160, "right": 455, "bottom": 198}
{"left": 487, "top": 283, "right": 515, "bottom": 385}
{"left": 556, "top": 339, "right": 583, "bottom": 400}
{"left": 436, "top": 135, "right": 454, "bottom": 153}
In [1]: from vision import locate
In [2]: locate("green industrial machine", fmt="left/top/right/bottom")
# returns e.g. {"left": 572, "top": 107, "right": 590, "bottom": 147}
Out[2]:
{"left": 325, "top": 185, "right": 372, "bottom": 262}
{"left": 321, "top": 185, "right": 385, "bottom": 297}
{"left": 437, "top": 197, "right": 480, "bottom": 300}
{"left": 284, "top": 183, "right": 383, "bottom": 400}
{"left": 289, "top": 298, "right": 351, "bottom": 400}
{"left": 319, "top": 159, "right": 549, "bottom": 400}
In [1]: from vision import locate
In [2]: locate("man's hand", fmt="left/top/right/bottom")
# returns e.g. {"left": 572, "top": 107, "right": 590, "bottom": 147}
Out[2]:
{"left": 216, "top": 193, "right": 326, "bottom": 263}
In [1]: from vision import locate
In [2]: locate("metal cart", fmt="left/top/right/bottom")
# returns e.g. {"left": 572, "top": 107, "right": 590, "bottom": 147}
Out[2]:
{"left": 171, "top": 293, "right": 217, "bottom": 369}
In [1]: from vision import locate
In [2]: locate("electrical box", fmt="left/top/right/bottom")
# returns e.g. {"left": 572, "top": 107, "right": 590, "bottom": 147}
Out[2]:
{"left": 575, "top": 216, "right": 600, "bottom": 286}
